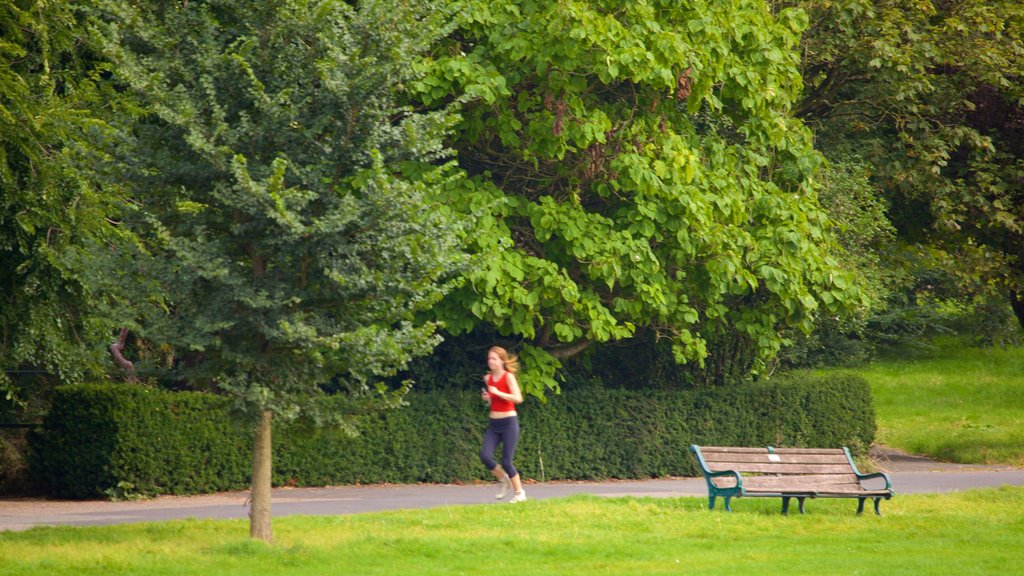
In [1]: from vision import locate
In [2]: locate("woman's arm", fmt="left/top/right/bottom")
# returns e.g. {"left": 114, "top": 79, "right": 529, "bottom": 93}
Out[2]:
{"left": 504, "top": 373, "right": 524, "bottom": 404}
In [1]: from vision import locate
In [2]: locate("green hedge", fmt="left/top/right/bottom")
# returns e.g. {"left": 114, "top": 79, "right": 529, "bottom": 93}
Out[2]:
{"left": 30, "top": 385, "right": 251, "bottom": 499}
{"left": 31, "top": 374, "right": 875, "bottom": 498}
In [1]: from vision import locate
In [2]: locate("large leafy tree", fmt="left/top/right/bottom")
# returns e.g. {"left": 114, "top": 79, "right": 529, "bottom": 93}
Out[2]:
{"left": 0, "top": 1, "right": 124, "bottom": 400}
{"left": 91, "top": 0, "right": 465, "bottom": 541}
{"left": 417, "top": 0, "right": 863, "bottom": 389}
{"left": 786, "top": 0, "right": 1024, "bottom": 330}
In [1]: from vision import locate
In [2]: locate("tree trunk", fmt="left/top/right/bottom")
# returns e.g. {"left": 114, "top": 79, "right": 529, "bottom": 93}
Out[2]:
{"left": 109, "top": 328, "right": 137, "bottom": 383}
{"left": 249, "top": 410, "right": 273, "bottom": 542}
{"left": 1011, "top": 290, "right": 1024, "bottom": 331}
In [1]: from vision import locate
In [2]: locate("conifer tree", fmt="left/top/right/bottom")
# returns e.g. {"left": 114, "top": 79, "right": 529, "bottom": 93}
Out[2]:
{"left": 93, "top": 0, "right": 465, "bottom": 540}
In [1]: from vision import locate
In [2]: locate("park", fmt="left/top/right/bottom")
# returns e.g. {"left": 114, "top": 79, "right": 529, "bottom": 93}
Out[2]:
{"left": 2, "top": 0, "right": 1023, "bottom": 574}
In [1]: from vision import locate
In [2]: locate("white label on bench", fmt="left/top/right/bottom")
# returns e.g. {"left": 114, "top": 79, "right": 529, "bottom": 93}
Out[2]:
{"left": 767, "top": 454, "right": 781, "bottom": 462}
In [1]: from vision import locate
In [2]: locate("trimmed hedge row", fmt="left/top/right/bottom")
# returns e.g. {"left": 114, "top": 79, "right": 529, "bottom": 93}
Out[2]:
{"left": 30, "top": 385, "right": 250, "bottom": 499}
{"left": 31, "top": 374, "right": 875, "bottom": 498}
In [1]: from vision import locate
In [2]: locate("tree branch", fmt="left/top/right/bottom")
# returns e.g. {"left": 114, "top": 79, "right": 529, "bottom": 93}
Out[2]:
{"left": 547, "top": 339, "right": 592, "bottom": 360}
{"left": 109, "top": 328, "right": 137, "bottom": 383}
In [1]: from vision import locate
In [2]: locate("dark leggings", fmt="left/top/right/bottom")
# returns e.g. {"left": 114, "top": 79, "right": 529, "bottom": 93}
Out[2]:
{"left": 480, "top": 416, "right": 520, "bottom": 478}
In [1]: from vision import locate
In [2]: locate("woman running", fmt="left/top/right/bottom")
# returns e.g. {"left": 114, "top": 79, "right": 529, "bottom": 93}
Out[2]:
{"left": 480, "top": 346, "right": 526, "bottom": 502}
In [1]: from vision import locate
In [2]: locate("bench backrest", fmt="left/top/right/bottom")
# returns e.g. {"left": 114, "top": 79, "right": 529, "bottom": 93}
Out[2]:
{"left": 692, "top": 446, "right": 854, "bottom": 476}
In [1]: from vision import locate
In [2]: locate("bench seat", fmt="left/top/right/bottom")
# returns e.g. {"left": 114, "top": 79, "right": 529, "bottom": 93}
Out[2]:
{"left": 690, "top": 445, "right": 894, "bottom": 515}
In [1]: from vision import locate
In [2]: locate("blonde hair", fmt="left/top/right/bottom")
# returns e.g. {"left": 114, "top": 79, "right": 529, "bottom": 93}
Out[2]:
{"left": 489, "top": 346, "right": 520, "bottom": 374}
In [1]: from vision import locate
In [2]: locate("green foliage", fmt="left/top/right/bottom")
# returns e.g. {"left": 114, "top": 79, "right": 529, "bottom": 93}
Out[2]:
{"left": 943, "top": 295, "right": 1023, "bottom": 347}
{"left": 788, "top": 0, "right": 1024, "bottom": 333}
{"left": 778, "top": 159, "right": 896, "bottom": 367}
{"left": 815, "top": 161, "right": 898, "bottom": 307}
{"left": 415, "top": 0, "right": 864, "bottom": 392}
{"left": 0, "top": 0, "right": 128, "bottom": 399}
{"left": 86, "top": 0, "right": 468, "bottom": 422}
{"left": 32, "top": 375, "right": 875, "bottom": 497}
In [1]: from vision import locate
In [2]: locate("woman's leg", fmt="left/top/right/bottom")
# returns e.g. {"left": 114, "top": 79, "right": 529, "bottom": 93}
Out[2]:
{"left": 482, "top": 421, "right": 512, "bottom": 498}
{"left": 480, "top": 423, "right": 499, "bottom": 471}
{"left": 500, "top": 418, "right": 526, "bottom": 501}
{"left": 498, "top": 417, "right": 520, "bottom": 480}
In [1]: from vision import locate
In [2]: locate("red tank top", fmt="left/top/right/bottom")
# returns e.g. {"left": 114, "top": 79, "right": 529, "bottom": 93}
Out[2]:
{"left": 488, "top": 372, "right": 516, "bottom": 413}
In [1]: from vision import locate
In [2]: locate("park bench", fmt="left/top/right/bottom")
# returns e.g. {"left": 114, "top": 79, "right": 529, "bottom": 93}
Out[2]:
{"left": 689, "top": 445, "right": 893, "bottom": 515}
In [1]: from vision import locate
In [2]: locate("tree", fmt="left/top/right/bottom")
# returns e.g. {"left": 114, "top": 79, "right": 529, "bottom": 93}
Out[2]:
{"left": 91, "top": 0, "right": 465, "bottom": 541}
{"left": 776, "top": 159, "right": 898, "bottom": 367}
{"left": 0, "top": 0, "right": 125, "bottom": 401}
{"left": 415, "top": 0, "right": 864, "bottom": 389}
{"left": 784, "top": 0, "right": 1024, "bottom": 332}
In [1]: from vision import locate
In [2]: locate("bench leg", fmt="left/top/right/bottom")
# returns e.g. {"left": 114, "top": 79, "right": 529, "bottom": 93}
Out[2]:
{"left": 857, "top": 497, "right": 883, "bottom": 515}
{"left": 724, "top": 496, "right": 733, "bottom": 512}
{"left": 781, "top": 497, "right": 791, "bottom": 515}
{"left": 708, "top": 495, "right": 716, "bottom": 510}
{"left": 797, "top": 497, "right": 806, "bottom": 514}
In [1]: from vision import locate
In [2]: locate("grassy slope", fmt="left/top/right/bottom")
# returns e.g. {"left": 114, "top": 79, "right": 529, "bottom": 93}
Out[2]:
{"left": 825, "top": 342, "right": 1024, "bottom": 465}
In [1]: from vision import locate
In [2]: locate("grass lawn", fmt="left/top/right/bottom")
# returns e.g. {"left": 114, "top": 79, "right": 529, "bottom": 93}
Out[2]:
{"left": 2, "top": 490, "right": 1023, "bottom": 576}
{"left": 831, "top": 342, "right": 1024, "bottom": 465}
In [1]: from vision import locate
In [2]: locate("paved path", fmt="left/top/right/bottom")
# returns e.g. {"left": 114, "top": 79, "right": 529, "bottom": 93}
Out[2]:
{"left": 2, "top": 449, "right": 1022, "bottom": 532}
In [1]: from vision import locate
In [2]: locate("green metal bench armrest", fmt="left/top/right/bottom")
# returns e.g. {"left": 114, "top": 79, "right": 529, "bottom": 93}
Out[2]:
{"left": 690, "top": 445, "right": 744, "bottom": 492}
{"left": 855, "top": 471, "right": 893, "bottom": 491}
{"left": 705, "top": 469, "right": 744, "bottom": 490}
{"left": 842, "top": 447, "right": 894, "bottom": 492}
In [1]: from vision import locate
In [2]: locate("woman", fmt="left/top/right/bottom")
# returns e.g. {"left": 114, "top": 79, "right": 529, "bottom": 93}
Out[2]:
{"left": 480, "top": 346, "right": 526, "bottom": 502}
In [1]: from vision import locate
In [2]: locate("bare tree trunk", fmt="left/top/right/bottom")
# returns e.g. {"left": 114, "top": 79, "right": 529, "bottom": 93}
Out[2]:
{"left": 109, "top": 328, "right": 137, "bottom": 383}
{"left": 249, "top": 410, "right": 273, "bottom": 542}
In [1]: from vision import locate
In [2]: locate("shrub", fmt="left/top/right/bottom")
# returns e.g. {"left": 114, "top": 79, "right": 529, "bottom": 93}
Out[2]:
{"left": 30, "top": 384, "right": 250, "bottom": 498}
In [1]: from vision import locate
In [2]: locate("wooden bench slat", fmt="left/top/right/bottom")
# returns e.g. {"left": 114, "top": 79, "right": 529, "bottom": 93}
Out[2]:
{"left": 699, "top": 446, "right": 846, "bottom": 455}
{"left": 712, "top": 474, "right": 859, "bottom": 489}
{"left": 703, "top": 463, "right": 855, "bottom": 474}
{"left": 702, "top": 453, "right": 851, "bottom": 465}
{"left": 745, "top": 479, "right": 864, "bottom": 487}
{"left": 740, "top": 474, "right": 859, "bottom": 490}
